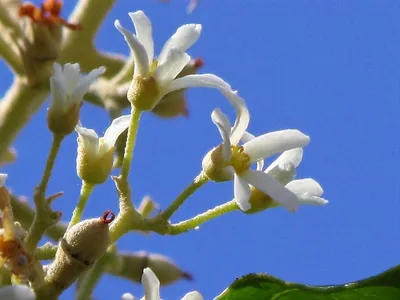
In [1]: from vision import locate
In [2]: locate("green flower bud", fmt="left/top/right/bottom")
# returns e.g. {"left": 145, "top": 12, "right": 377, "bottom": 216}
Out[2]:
{"left": 47, "top": 102, "right": 81, "bottom": 136}
{"left": 109, "top": 251, "right": 192, "bottom": 286}
{"left": 75, "top": 115, "right": 130, "bottom": 184}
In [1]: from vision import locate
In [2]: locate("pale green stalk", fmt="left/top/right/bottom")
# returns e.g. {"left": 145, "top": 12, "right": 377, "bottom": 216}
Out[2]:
{"left": 25, "top": 134, "right": 64, "bottom": 253}
{"left": 67, "top": 181, "right": 95, "bottom": 230}
{"left": 121, "top": 106, "right": 141, "bottom": 179}
{"left": 168, "top": 199, "right": 239, "bottom": 235}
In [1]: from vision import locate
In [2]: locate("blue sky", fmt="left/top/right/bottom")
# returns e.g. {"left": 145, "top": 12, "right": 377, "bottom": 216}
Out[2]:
{"left": 1, "top": 0, "right": 400, "bottom": 299}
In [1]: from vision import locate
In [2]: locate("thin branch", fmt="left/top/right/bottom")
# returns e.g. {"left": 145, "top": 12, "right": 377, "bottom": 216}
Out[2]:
{"left": 0, "top": 79, "right": 49, "bottom": 159}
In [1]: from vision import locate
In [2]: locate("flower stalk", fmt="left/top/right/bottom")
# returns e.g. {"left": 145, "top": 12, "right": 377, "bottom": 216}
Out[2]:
{"left": 67, "top": 181, "right": 95, "bottom": 230}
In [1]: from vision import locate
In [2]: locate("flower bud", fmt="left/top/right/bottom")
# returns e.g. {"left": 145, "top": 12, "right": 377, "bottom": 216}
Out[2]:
{"left": 151, "top": 58, "right": 203, "bottom": 118}
{"left": 0, "top": 285, "right": 36, "bottom": 300}
{"left": 109, "top": 251, "right": 192, "bottom": 286}
{"left": 128, "top": 76, "right": 160, "bottom": 111}
{"left": 202, "top": 145, "right": 234, "bottom": 182}
{"left": 76, "top": 115, "right": 130, "bottom": 184}
{"left": 45, "top": 211, "right": 114, "bottom": 294}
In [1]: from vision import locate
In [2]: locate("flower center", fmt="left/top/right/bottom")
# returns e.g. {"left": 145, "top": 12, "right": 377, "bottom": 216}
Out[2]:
{"left": 229, "top": 145, "right": 251, "bottom": 175}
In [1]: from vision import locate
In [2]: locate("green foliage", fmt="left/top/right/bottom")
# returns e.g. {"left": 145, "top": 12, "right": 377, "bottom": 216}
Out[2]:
{"left": 216, "top": 265, "right": 400, "bottom": 300}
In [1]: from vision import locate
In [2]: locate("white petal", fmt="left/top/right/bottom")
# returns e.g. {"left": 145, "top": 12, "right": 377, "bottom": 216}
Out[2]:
{"left": 166, "top": 73, "right": 231, "bottom": 94}
{"left": 285, "top": 178, "right": 323, "bottom": 197}
{"left": 154, "top": 48, "right": 191, "bottom": 89}
{"left": 71, "top": 66, "right": 106, "bottom": 105}
{"left": 49, "top": 77, "right": 66, "bottom": 113}
{"left": 265, "top": 162, "right": 296, "bottom": 186}
{"left": 0, "top": 173, "right": 8, "bottom": 187}
{"left": 159, "top": 24, "right": 202, "bottom": 62}
{"left": 0, "top": 285, "right": 36, "bottom": 300}
{"left": 241, "top": 170, "right": 299, "bottom": 212}
{"left": 265, "top": 148, "right": 303, "bottom": 173}
{"left": 75, "top": 123, "right": 100, "bottom": 158}
{"left": 114, "top": 20, "right": 149, "bottom": 76}
{"left": 222, "top": 90, "right": 250, "bottom": 146}
{"left": 142, "top": 268, "right": 160, "bottom": 300}
{"left": 52, "top": 63, "right": 64, "bottom": 85}
{"left": 103, "top": 115, "right": 131, "bottom": 151}
{"left": 211, "top": 109, "right": 232, "bottom": 162}
{"left": 181, "top": 291, "right": 203, "bottom": 300}
{"left": 243, "top": 130, "right": 310, "bottom": 163}
{"left": 129, "top": 11, "right": 154, "bottom": 64}
{"left": 241, "top": 132, "right": 265, "bottom": 172}
{"left": 62, "top": 63, "right": 81, "bottom": 93}
{"left": 121, "top": 293, "right": 137, "bottom": 300}
{"left": 297, "top": 193, "right": 329, "bottom": 205}
{"left": 234, "top": 174, "right": 251, "bottom": 211}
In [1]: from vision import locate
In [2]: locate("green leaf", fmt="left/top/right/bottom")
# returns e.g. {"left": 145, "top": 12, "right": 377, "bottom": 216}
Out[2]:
{"left": 215, "top": 265, "right": 400, "bottom": 300}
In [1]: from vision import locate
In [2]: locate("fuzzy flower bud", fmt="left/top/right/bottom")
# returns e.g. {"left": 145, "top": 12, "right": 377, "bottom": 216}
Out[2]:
{"left": 0, "top": 285, "right": 35, "bottom": 300}
{"left": 76, "top": 115, "right": 130, "bottom": 184}
{"left": 48, "top": 63, "right": 105, "bottom": 136}
{"left": 45, "top": 211, "right": 114, "bottom": 295}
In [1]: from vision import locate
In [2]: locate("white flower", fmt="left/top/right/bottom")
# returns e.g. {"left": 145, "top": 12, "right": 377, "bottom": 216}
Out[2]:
{"left": 0, "top": 173, "right": 8, "bottom": 187}
{"left": 76, "top": 115, "right": 130, "bottom": 160}
{"left": 210, "top": 109, "right": 310, "bottom": 212}
{"left": 286, "top": 178, "right": 328, "bottom": 206}
{"left": 121, "top": 268, "right": 203, "bottom": 300}
{"left": 0, "top": 285, "right": 35, "bottom": 300}
{"left": 49, "top": 63, "right": 105, "bottom": 115}
{"left": 114, "top": 11, "right": 247, "bottom": 125}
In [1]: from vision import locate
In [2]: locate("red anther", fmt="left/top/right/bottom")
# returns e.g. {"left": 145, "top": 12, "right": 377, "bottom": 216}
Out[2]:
{"left": 193, "top": 57, "right": 204, "bottom": 69}
{"left": 101, "top": 210, "right": 115, "bottom": 224}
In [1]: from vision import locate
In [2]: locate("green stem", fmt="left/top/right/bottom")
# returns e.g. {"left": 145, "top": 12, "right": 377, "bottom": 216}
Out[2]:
{"left": 76, "top": 250, "right": 114, "bottom": 300}
{"left": 161, "top": 172, "right": 209, "bottom": 221}
{"left": 168, "top": 199, "right": 239, "bottom": 235}
{"left": 121, "top": 106, "right": 141, "bottom": 179}
{"left": 67, "top": 181, "right": 95, "bottom": 231}
{"left": 24, "top": 134, "right": 64, "bottom": 253}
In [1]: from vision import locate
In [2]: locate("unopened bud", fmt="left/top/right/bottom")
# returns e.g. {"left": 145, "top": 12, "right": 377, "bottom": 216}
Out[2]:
{"left": 109, "top": 251, "right": 192, "bottom": 286}
{"left": 45, "top": 211, "right": 114, "bottom": 294}
{"left": 128, "top": 76, "right": 160, "bottom": 111}
{"left": 202, "top": 146, "right": 234, "bottom": 182}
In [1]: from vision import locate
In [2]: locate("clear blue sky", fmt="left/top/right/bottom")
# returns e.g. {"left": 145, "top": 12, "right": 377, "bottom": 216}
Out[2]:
{"left": 1, "top": 0, "right": 400, "bottom": 299}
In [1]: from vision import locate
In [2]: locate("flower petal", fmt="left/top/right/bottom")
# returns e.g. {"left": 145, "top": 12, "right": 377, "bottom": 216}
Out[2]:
{"left": 0, "top": 285, "right": 36, "bottom": 300}
{"left": 62, "top": 63, "right": 81, "bottom": 93}
{"left": 75, "top": 123, "right": 99, "bottom": 158}
{"left": 71, "top": 66, "right": 106, "bottom": 105}
{"left": 265, "top": 162, "right": 296, "bottom": 186}
{"left": 166, "top": 73, "right": 231, "bottom": 94}
{"left": 49, "top": 77, "right": 66, "bottom": 113}
{"left": 142, "top": 268, "right": 160, "bottom": 300}
{"left": 243, "top": 130, "right": 310, "bottom": 163}
{"left": 159, "top": 24, "right": 202, "bottom": 62}
{"left": 129, "top": 11, "right": 154, "bottom": 64}
{"left": 154, "top": 48, "right": 191, "bottom": 89}
{"left": 0, "top": 173, "right": 8, "bottom": 187}
{"left": 265, "top": 148, "right": 303, "bottom": 173}
{"left": 103, "top": 114, "right": 131, "bottom": 151}
{"left": 234, "top": 173, "right": 251, "bottom": 211}
{"left": 114, "top": 19, "right": 149, "bottom": 76}
{"left": 211, "top": 108, "right": 232, "bottom": 162}
{"left": 181, "top": 291, "right": 203, "bottom": 300}
{"left": 241, "top": 170, "right": 299, "bottom": 211}
{"left": 222, "top": 90, "right": 249, "bottom": 146}
{"left": 241, "top": 132, "right": 264, "bottom": 171}
{"left": 285, "top": 178, "right": 323, "bottom": 197}
{"left": 121, "top": 293, "right": 137, "bottom": 300}
{"left": 297, "top": 193, "right": 329, "bottom": 205}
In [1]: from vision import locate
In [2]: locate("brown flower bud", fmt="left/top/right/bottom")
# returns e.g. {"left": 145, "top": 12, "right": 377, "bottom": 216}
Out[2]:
{"left": 44, "top": 211, "right": 114, "bottom": 294}
{"left": 109, "top": 251, "right": 192, "bottom": 286}
{"left": 152, "top": 58, "right": 203, "bottom": 118}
